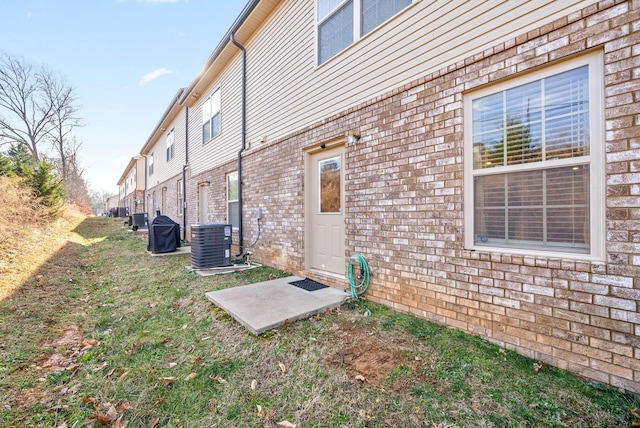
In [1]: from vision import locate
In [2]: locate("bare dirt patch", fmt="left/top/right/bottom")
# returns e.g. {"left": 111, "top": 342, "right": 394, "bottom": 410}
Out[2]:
{"left": 40, "top": 325, "right": 83, "bottom": 371}
{"left": 327, "top": 322, "right": 424, "bottom": 393}
{"left": 9, "top": 387, "right": 53, "bottom": 410}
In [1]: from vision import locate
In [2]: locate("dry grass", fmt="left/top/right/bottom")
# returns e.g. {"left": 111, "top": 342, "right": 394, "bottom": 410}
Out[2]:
{"left": 0, "top": 176, "right": 86, "bottom": 300}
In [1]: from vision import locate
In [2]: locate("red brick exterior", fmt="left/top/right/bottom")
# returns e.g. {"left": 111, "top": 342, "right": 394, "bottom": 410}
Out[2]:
{"left": 145, "top": 173, "right": 184, "bottom": 225}
{"left": 188, "top": 0, "right": 640, "bottom": 392}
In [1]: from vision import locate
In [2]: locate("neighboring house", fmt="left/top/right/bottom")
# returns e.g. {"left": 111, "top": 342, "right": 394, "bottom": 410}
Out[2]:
{"left": 131, "top": 0, "right": 640, "bottom": 393}
{"left": 104, "top": 194, "right": 119, "bottom": 217}
{"left": 116, "top": 156, "right": 146, "bottom": 216}
{"left": 140, "top": 89, "right": 188, "bottom": 228}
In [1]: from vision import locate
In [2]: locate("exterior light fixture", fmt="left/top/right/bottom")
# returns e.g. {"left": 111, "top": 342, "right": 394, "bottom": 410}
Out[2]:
{"left": 346, "top": 131, "right": 361, "bottom": 145}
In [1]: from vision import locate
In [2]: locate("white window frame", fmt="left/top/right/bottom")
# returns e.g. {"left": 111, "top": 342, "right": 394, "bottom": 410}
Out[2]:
{"left": 463, "top": 52, "right": 605, "bottom": 261}
{"left": 202, "top": 89, "right": 221, "bottom": 144}
{"left": 227, "top": 171, "right": 239, "bottom": 229}
{"left": 166, "top": 128, "right": 175, "bottom": 162}
{"left": 316, "top": 0, "right": 412, "bottom": 65}
{"left": 177, "top": 179, "right": 183, "bottom": 216}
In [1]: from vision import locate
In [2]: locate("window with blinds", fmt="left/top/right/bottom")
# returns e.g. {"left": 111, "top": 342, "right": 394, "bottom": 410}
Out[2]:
{"left": 362, "top": 0, "right": 411, "bottom": 36}
{"left": 464, "top": 54, "right": 603, "bottom": 258}
{"left": 202, "top": 89, "right": 221, "bottom": 144}
{"left": 166, "top": 128, "right": 175, "bottom": 162}
{"left": 148, "top": 153, "right": 154, "bottom": 176}
{"left": 317, "top": 0, "right": 411, "bottom": 64}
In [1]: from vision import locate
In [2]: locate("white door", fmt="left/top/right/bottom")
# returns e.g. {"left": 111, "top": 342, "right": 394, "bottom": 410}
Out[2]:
{"left": 198, "top": 183, "right": 208, "bottom": 224}
{"left": 308, "top": 146, "right": 345, "bottom": 275}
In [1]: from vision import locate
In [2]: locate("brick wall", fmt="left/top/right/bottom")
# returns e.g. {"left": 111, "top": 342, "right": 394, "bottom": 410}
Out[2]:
{"left": 186, "top": 161, "right": 240, "bottom": 251}
{"left": 134, "top": 190, "right": 145, "bottom": 214}
{"left": 198, "top": 0, "right": 640, "bottom": 392}
{"left": 146, "top": 173, "right": 183, "bottom": 224}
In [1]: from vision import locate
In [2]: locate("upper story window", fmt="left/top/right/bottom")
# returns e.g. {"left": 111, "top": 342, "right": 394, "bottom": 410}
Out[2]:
{"left": 317, "top": 0, "right": 411, "bottom": 64}
{"left": 463, "top": 53, "right": 604, "bottom": 259}
{"left": 148, "top": 153, "right": 154, "bottom": 176}
{"left": 202, "top": 89, "right": 221, "bottom": 144}
{"left": 166, "top": 129, "right": 175, "bottom": 162}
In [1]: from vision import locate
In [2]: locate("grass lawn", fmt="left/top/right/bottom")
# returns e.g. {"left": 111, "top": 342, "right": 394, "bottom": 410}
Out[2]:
{"left": 0, "top": 215, "right": 639, "bottom": 427}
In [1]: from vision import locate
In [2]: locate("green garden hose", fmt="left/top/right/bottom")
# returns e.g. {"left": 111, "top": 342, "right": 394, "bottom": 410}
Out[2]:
{"left": 346, "top": 254, "right": 370, "bottom": 298}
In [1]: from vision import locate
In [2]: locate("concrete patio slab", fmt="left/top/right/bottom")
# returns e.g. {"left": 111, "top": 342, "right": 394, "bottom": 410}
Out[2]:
{"left": 188, "top": 263, "right": 261, "bottom": 276}
{"left": 205, "top": 276, "right": 351, "bottom": 334}
{"left": 147, "top": 246, "right": 192, "bottom": 257}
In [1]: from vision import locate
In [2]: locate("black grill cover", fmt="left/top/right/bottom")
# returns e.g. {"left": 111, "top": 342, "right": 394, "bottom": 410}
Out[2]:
{"left": 147, "top": 215, "right": 181, "bottom": 253}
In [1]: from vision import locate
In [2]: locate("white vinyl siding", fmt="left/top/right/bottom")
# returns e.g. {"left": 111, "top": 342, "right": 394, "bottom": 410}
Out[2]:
{"left": 145, "top": 111, "right": 187, "bottom": 186}
{"left": 189, "top": 58, "right": 242, "bottom": 177}
{"left": 244, "top": 0, "right": 590, "bottom": 152}
{"left": 464, "top": 52, "right": 604, "bottom": 260}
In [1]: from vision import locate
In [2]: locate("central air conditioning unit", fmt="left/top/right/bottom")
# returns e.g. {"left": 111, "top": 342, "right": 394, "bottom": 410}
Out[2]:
{"left": 190, "top": 224, "right": 232, "bottom": 269}
{"left": 132, "top": 212, "right": 148, "bottom": 229}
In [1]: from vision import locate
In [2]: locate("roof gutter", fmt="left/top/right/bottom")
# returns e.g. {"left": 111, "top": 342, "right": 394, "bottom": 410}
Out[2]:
{"left": 179, "top": 0, "right": 260, "bottom": 105}
{"left": 141, "top": 88, "right": 184, "bottom": 155}
{"left": 230, "top": 33, "right": 247, "bottom": 257}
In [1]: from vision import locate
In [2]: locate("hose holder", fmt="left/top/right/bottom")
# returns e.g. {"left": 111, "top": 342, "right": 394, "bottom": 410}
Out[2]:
{"left": 346, "top": 254, "right": 370, "bottom": 299}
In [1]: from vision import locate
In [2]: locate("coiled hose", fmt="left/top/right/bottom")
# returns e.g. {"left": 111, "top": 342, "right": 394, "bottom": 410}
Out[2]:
{"left": 346, "top": 254, "right": 370, "bottom": 299}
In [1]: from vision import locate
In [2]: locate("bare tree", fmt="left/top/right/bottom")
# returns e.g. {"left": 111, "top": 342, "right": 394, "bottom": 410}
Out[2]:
{"left": 46, "top": 75, "right": 82, "bottom": 181}
{"left": 0, "top": 52, "right": 57, "bottom": 160}
{"left": 0, "top": 52, "right": 88, "bottom": 207}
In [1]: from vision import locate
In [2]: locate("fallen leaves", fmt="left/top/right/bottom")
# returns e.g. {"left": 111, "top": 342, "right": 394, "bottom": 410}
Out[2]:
{"left": 124, "top": 343, "right": 140, "bottom": 356}
{"left": 160, "top": 377, "right": 178, "bottom": 387}
{"left": 278, "top": 362, "right": 286, "bottom": 373}
{"left": 184, "top": 372, "right": 198, "bottom": 381}
{"left": 112, "top": 415, "right": 128, "bottom": 428}
{"left": 93, "top": 404, "right": 118, "bottom": 426}
{"left": 210, "top": 375, "right": 228, "bottom": 384}
{"left": 277, "top": 421, "right": 296, "bottom": 428}
{"left": 630, "top": 407, "right": 640, "bottom": 426}
{"left": 66, "top": 363, "right": 82, "bottom": 372}
{"left": 86, "top": 400, "right": 133, "bottom": 427}
{"left": 80, "top": 338, "right": 100, "bottom": 352}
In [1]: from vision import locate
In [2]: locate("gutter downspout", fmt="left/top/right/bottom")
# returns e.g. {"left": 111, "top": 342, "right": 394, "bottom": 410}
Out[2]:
{"left": 183, "top": 106, "right": 189, "bottom": 242}
{"left": 231, "top": 33, "right": 246, "bottom": 258}
{"left": 143, "top": 157, "right": 147, "bottom": 215}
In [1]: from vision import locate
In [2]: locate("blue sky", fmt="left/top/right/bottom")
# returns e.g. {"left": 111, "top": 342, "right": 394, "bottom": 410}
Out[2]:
{"left": 0, "top": 0, "right": 247, "bottom": 196}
